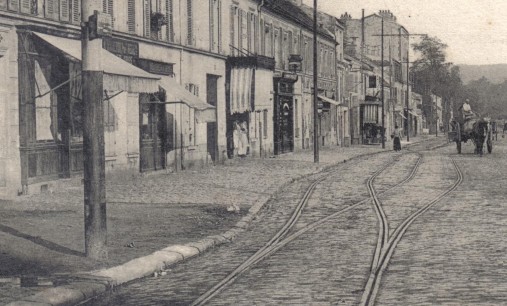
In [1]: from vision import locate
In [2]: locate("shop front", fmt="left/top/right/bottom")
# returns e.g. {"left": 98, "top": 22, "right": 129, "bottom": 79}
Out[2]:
{"left": 226, "top": 56, "right": 275, "bottom": 158}
{"left": 360, "top": 98, "right": 382, "bottom": 144}
{"left": 17, "top": 30, "right": 160, "bottom": 193}
{"left": 274, "top": 73, "right": 298, "bottom": 155}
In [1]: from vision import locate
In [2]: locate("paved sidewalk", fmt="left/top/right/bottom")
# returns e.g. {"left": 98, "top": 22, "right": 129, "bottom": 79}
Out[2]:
{"left": 1, "top": 137, "right": 431, "bottom": 305}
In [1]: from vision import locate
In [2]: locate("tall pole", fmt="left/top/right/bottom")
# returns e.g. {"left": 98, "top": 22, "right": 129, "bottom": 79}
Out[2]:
{"left": 381, "top": 17, "right": 385, "bottom": 149}
{"left": 313, "top": 0, "right": 319, "bottom": 163}
{"left": 406, "top": 48, "right": 410, "bottom": 142}
{"left": 82, "top": 0, "right": 107, "bottom": 259}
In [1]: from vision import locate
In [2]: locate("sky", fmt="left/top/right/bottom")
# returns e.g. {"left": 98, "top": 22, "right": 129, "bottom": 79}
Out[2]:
{"left": 302, "top": 0, "right": 507, "bottom": 66}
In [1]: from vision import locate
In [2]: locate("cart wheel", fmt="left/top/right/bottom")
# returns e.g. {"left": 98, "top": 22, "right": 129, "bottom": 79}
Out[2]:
{"left": 456, "top": 140, "right": 462, "bottom": 154}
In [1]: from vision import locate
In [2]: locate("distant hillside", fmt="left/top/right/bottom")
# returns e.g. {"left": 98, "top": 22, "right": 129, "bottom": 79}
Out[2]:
{"left": 459, "top": 64, "right": 507, "bottom": 84}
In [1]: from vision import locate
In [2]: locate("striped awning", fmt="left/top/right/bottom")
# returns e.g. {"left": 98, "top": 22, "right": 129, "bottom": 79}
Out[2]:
{"left": 230, "top": 67, "right": 254, "bottom": 114}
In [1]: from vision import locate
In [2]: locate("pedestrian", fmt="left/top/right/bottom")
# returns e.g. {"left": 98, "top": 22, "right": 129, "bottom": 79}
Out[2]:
{"left": 392, "top": 125, "right": 402, "bottom": 151}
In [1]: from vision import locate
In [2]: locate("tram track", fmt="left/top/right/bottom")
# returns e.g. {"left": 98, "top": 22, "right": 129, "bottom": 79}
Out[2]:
{"left": 360, "top": 156, "right": 463, "bottom": 306}
{"left": 191, "top": 145, "right": 430, "bottom": 305}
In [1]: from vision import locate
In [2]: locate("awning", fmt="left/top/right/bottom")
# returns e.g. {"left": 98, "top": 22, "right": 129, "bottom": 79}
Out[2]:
{"left": 397, "top": 111, "right": 407, "bottom": 119}
{"left": 409, "top": 110, "right": 420, "bottom": 117}
{"left": 318, "top": 95, "right": 341, "bottom": 106}
{"left": 32, "top": 32, "right": 160, "bottom": 93}
{"left": 230, "top": 67, "right": 254, "bottom": 114}
{"left": 158, "top": 77, "right": 216, "bottom": 122}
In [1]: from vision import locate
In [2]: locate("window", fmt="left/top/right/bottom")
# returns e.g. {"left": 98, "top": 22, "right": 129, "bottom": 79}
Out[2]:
{"left": 274, "top": 28, "right": 282, "bottom": 68}
{"left": 71, "top": 0, "right": 80, "bottom": 24}
{"left": 369, "top": 76, "right": 377, "bottom": 88}
{"left": 127, "top": 0, "right": 136, "bottom": 33}
{"left": 247, "top": 12, "right": 257, "bottom": 54}
{"left": 102, "top": 0, "right": 113, "bottom": 28}
{"left": 230, "top": 6, "right": 239, "bottom": 55}
{"left": 103, "top": 93, "right": 117, "bottom": 133}
{"left": 186, "top": 0, "right": 193, "bottom": 45}
{"left": 264, "top": 23, "right": 273, "bottom": 58}
{"left": 143, "top": 0, "right": 150, "bottom": 37}
{"left": 166, "top": 0, "right": 174, "bottom": 42}
{"left": 210, "top": 0, "right": 221, "bottom": 52}
{"left": 5, "top": 0, "right": 37, "bottom": 15}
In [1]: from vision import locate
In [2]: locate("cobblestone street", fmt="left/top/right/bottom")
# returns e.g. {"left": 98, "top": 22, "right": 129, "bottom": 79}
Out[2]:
{"left": 88, "top": 137, "right": 507, "bottom": 305}
{"left": 94, "top": 138, "right": 485, "bottom": 306}
{"left": 0, "top": 145, "right": 387, "bottom": 305}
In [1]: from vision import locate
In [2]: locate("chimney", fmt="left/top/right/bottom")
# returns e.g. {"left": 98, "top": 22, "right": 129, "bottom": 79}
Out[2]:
{"left": 340, "top": 12, "right": 352, "bottom": 21}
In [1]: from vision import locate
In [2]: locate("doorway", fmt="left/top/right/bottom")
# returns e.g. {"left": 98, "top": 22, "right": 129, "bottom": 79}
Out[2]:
{"left": 206, "top": 74, "right": 219, "bottom": 163}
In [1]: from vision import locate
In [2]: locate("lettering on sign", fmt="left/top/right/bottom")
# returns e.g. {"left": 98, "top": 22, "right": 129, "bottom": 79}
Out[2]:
{"left": 134, "top": 58, "right": 174, "bottom": 76}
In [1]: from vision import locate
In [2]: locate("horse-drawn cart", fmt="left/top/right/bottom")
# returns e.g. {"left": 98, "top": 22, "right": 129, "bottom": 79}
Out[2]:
{"left": 449, "top": 116, "right": 492, "bottom": 155}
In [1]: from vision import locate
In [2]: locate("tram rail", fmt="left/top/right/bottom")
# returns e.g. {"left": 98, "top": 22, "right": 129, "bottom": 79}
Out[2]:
{"left": 190, "top": 139, "right": 441, "bottom": 306}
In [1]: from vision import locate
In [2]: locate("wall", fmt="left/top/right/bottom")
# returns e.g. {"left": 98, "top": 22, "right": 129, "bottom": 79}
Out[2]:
{"left": 0, "top": 24, "right": 21, "bottom": 198}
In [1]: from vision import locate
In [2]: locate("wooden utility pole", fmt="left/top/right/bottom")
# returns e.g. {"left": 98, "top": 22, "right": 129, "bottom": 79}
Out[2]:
{"left": 406, "top": 48, "right": 410, "bottom": 142}
{"left": 381, "top": 17, "right": 385, "bottom": 149}
{"left": 82, "top": 0, "right": 107, "bottom": 259}
{"left": 313, "top": 0, "right": 319, "bottom": 163}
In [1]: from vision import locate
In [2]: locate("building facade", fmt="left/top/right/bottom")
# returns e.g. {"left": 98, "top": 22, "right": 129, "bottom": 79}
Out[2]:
{"left": 0, "top": 0, "right": 226, "bottom": 197}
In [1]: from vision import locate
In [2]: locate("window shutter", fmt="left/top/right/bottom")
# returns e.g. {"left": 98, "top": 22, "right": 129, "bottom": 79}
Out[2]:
{"left": 187, "top": 0, "right": 193, "bottom": 45}
{"left": 71, "top": 0, "right": 81, "bottom": 24}
{"left": 60, "top": 0, "right": 70, "bottom": 22}
{"left": 127, "top": 0, "right": 136, "bottom": 33}
{"left": 0, "top": 0, "right": 7, "bottom": 11}
{"left": 144, "top": 0, "right": 151, "bottom": 38}
{"left": 20, "top": 0, "right": 31, "bottom": 13}
{"left": 209, "top": 0, "right": 214, "bottom": 51}
{"left": 260, "top": 18, "right": 264, "bottom": 55}
{"left": 45, "top": 0, "right": 59, "bottom": 20}
{"left": 157, "top": 0, "right": 162, "bottom": 40}
{"left": 230, "top": 6, "right": 235, "bottom": 55}
{"left": 8, "top": 0, "right": 19, "bottom": 12}
{"left": 102, "top": 0, "right": 113, "bottom": 28}
{"left": 166, "top": 0, "right": 173, "bottom": 42}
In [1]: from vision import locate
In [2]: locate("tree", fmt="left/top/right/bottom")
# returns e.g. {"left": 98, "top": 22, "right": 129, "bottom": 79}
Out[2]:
{"left": 411, "top": 36, "right": 465, "bottom": 129}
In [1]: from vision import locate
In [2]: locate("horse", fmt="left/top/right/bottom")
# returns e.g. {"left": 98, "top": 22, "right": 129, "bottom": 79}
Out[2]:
{"left": 471, "top": 119, "right": 489, "bottom": 156}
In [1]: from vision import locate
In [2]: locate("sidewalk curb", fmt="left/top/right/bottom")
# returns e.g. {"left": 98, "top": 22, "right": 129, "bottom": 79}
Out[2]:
{"left": 6, "top": 142, "right": 435, "bottom": 306}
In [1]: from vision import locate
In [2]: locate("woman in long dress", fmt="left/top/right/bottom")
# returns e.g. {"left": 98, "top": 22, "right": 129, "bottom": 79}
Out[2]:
{"left": 393, "top": 125, "right": 402, "bottom": 151}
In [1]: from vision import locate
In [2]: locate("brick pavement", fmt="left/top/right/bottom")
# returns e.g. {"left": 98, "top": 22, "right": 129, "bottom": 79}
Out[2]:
{"left": 0, "top": 137, "right": 431, "bottom": 305}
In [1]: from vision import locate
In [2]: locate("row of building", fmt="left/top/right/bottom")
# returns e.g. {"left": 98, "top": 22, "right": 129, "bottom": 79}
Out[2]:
{"left": 0, "top": 0, "right": 442, "bottom": 197}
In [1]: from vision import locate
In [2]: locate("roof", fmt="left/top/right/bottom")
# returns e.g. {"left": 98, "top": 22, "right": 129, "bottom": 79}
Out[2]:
{"left": 263, "top": 0, "right": 334, "bottom": 41}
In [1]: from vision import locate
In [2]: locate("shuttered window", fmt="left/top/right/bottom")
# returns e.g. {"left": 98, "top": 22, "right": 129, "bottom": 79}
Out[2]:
{"left": 8, "top": 0, "right": 18, "bottom": 11}
{"left": 127, "top": 0, "right": 136, "bottom": 33}
{"left": 166, "top": 0, "right": 174, "bottom": 42}
{"left": 45, "top": 0, "right": 59, "bottom": 20}
{"left": 71, "top": 0, "right": 81, "bottom": 24}
{"left": 102, "top": 0, "right": 113, "bottom": 28}
{"left": 230, "top": 6, "right": 235, "bottom": 55}
{"left": 0, "top": 0, "right": 7, "bottom": 11}
{"left": 60, "top": 0, "right": 70, "bottom": 22}
{"left": 186, "top": 0, "right": 193, "bottom": 45}
{"left": 210, "top": 0, "right": 220, "bottom": 52}
{"left": 143, "top": 0, "right": 150, "bottom": 37}
{"left": 260, "top": 18, "right": 264, "bottom": 55}
{"left": 20, "top": 0, "right": 30, "bottom": 13}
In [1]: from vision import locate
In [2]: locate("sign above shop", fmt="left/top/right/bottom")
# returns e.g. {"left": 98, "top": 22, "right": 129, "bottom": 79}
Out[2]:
{"left": 102, "top": 37, "right": 139, "bottom": 63}
{"left": 134, "top": 58, "right": 174, "bottom": 76}
{"left": 89, "top": 10, "right": 113, "bottom": 40}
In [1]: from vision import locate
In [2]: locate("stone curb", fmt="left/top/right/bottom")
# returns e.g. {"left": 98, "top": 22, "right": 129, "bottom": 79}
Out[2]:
{"left": 6, "top": 141, "right": 436, "bottom": 306}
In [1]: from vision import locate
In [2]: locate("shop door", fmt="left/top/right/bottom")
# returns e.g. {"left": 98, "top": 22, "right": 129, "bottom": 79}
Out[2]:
{"left": 140, "top": 94, "right": 166, "bottom": 172}
{"left": 206, "top": 75, "right": 219, "bottom": 162}
{"left": 277, "top": 96, "right": 294, "bottom": 154}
